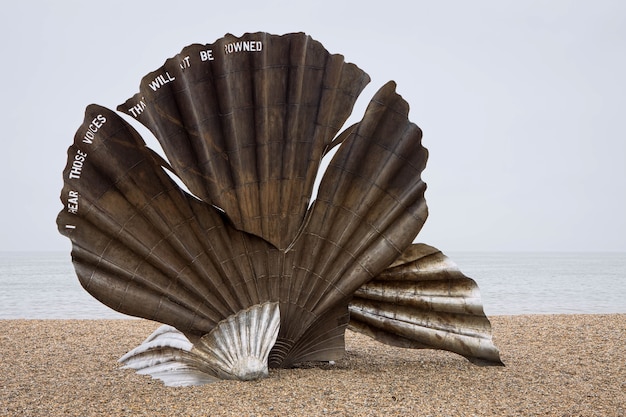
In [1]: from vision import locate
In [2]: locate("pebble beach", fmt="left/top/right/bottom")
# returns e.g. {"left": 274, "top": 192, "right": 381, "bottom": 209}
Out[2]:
{"left": 1, "top": 314, "right": 624, "bottom": 416}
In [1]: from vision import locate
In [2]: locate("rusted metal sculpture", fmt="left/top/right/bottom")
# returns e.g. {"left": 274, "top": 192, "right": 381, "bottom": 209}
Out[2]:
{"left": 57, "top": 32, "right": 502, "bottom": 386}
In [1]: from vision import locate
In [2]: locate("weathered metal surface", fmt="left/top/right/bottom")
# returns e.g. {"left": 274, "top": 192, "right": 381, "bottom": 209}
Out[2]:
{"left": 117, "top": 32, "right": 370, "bottom": 252}
{"left": 194, "top": 302, "right": 280, "bottom": 380}
{"left": 119, "top": 325, "right": 221, "bottom": 386}
{"left": 120, "top": 302, "right": 280, "bottom": 384}
{"left": 349, "top": 244, "right": 502, "bottom": 365}
{"left": 57, "top": 32, "right": 501, "bottom": 385}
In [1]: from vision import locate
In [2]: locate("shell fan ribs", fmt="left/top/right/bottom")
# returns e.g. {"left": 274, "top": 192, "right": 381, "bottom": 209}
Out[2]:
{"left": 57, "top": 32, "right": 502, "bottom": 385}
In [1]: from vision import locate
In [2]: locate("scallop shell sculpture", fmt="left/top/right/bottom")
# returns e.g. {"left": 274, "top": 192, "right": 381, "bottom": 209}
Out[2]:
{"left": 119, "top": 302, "right": 280, "bottom": 385}
{"left": 57, "top": 32, "right": 502, "bottom": 385}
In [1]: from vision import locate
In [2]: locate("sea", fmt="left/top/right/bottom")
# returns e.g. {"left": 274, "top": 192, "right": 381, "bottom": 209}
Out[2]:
{"left": 0, "top": 251, "right": 624, "bottom": 319}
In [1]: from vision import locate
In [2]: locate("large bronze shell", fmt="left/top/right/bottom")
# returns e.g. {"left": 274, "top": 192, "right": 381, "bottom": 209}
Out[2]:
{"left": 57, "top": 32, "right": 501, "bottom": 385}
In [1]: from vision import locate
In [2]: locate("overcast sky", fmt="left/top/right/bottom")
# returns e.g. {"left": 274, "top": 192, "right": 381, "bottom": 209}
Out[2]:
{"left": 1, "top": 0, "right": 624, "bottom": 252}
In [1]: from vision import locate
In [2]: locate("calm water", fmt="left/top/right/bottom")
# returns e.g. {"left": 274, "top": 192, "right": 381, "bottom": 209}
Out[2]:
{"left": 450, "top": 252, "right": 626, "bottom": 316}
{"left": 0, "top": 251, "right": 624, "bottom": 319}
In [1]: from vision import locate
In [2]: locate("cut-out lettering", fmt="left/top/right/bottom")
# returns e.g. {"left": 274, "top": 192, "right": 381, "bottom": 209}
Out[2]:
{"left": 149, "top": 72, "right": 176, "bottom": 91}
{"left": 224, "top": 40, "right": 263, "bottom": 54}
{"left": 200, "top": 50, "right": 214, "bottom": 61}
{"left": 68, "top": 150, "right": 87, "bottom": 179}
{"left": 128, "top": 98, "right": 147, "bottom": 118}
{"left": 179, "top": 56, "right": 191, "bottom": 70}
{"left": 67, "top": 190, "right": 79, "bottom": 214}
{"left": 82, "top": 114, "right": 106, "bottom": 144}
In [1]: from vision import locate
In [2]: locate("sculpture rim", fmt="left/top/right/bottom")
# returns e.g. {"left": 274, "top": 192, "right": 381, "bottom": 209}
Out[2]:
{"left": 57, "top": 31, "right": 502, "bottom": 386}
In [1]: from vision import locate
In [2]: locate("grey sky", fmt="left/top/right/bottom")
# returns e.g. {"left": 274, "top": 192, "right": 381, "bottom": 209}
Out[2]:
{"left": 1, "top": 0, "right": 624, "bottom": 252}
